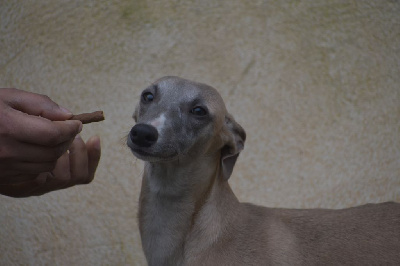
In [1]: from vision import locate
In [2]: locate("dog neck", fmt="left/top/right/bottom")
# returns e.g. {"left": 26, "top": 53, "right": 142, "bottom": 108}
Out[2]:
{"left": 138, "top": 155, "right": 240, "bottom": 265}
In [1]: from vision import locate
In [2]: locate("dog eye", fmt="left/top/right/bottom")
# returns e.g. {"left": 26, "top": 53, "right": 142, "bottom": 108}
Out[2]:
{"left": 142, "top": 92, "right": 154, "bottom": 102}
{"left": 190, "top": 106, "right": 208, "bottom": 116}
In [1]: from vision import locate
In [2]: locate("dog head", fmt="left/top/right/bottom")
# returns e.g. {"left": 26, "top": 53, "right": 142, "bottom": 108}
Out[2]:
{"left": 127, "top": 76, "right": 246, "bottom": 180}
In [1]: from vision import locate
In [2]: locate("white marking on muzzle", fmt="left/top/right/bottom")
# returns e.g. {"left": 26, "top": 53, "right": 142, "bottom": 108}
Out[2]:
{"left": 150, "top": 113, "right": 167, "bottom": 135}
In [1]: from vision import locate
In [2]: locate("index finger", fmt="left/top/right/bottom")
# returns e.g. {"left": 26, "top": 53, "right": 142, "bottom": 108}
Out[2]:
{"left": 1, "top": 88, "right": 73, "bottom": 121}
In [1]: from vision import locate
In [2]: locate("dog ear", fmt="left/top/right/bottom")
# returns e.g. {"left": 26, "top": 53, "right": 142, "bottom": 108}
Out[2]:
{"left": 220, "top": 114, "right": 246, "bottom": 180}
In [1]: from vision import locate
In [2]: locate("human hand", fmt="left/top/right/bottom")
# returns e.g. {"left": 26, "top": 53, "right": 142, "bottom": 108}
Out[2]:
{"left": 0, "top": 135, "right": 101, "bottom": 197}
{"left": 0, "top": 88, "right": 101, "bottom": 197}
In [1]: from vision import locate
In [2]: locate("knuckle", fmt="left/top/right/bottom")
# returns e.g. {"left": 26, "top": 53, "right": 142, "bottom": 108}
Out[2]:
{"left": 34, "top": 172, "right": 51, "bottom": 185}
{"left": 0, "top": 108, "right": 13, "bottom": 137}
{"left": 44, "top": 161, "right": 58, "bottom": 172}
{"left": 0, "top": 145, "right": 13, "bottom": 160}
{"left": 36, "top": 94, "right": 60, "bottom": 117}
{"left": 38, "top": 94, "right": 52, "bottom": 103}
{"left": 45, "top": 128, "right": 63, "bottom": 146}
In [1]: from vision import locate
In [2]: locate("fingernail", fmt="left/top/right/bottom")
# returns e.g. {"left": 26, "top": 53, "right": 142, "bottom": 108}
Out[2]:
{"left": 78, "top": 122, "right": 83, "bottom": 133}
{"left": 60, "top": 106, "right": 73, "bottom": 115}
{"left": 75, "top": 133, "right": 82, "bottom": 139}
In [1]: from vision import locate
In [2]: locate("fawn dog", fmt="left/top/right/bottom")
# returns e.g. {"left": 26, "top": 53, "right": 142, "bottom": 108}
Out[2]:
{"left": 127, "top": 76, "right": 400, "bottom": 265}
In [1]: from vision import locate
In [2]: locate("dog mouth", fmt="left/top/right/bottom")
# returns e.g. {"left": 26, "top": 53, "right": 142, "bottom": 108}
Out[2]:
{"left": 130, "top": 147, "right": 154, "bottom": 157}
{"left": 127, "top": 137, "right": 178, "bottom": 162}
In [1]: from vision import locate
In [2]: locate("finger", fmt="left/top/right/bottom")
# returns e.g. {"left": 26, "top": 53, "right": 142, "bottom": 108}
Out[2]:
{"left": 0, "top": 161, "right": 57, "bottom": 179}
{"left": 0, "top": 173, "right": 38, "bottom": 185}
{"left": 85, "top": 135, "right": 101, "bottom": 184}
{"left": 6, "top": 109, "right": 82, "bottom": 146}
{"left": 30, "top": 162, "right": 70, "bottom": 196}
{"left": 0, "top": 175, "right": 41, "bottom": 198}
{"left": 22, "top": 173, "right": 58, "bottom": 197}
{"left": 3, "top": 88, "right": 73, "bottom": 120}
{"left": 68, "top": 135, "right": 89, "bottom": 185}
{"left": 51, "top": 151, "right": 71, "bottom": 186}
{"left": 2, "top": 138, "right": 74, "bottom": 163}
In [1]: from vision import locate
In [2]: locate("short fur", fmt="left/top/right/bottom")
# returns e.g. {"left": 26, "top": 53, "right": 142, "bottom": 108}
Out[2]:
{"left": 127, "top": 76, "right": 400, "bottom": 266}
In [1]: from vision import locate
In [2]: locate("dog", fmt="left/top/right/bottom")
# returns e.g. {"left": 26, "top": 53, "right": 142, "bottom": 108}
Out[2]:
{"left": 127, "top": 76, "right": 400, "bottom": 265}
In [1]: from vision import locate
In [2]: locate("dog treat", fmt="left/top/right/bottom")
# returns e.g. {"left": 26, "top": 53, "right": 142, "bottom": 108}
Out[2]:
{"left": 70, "top": 111, "right": 105, "bottom": 124}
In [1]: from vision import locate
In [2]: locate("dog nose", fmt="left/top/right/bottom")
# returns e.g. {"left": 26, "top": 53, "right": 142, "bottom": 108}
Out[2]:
{"left": 130, "top": 124, "right": 159, "bottom": 148}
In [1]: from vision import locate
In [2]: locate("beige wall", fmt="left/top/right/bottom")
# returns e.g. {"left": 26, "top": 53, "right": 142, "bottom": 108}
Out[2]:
{"left": 1, "top": 1, "right": 399, "bottom": 265}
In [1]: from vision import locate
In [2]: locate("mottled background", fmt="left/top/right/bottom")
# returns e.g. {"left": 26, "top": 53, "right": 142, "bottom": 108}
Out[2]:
{"left": 1, "top": 1, "right": 399, "bottom": 265}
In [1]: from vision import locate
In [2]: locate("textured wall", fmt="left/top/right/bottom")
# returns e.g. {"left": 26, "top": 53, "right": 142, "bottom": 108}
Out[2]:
{"left": 1, "top": 1, "right": 399, "bottom": 265}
